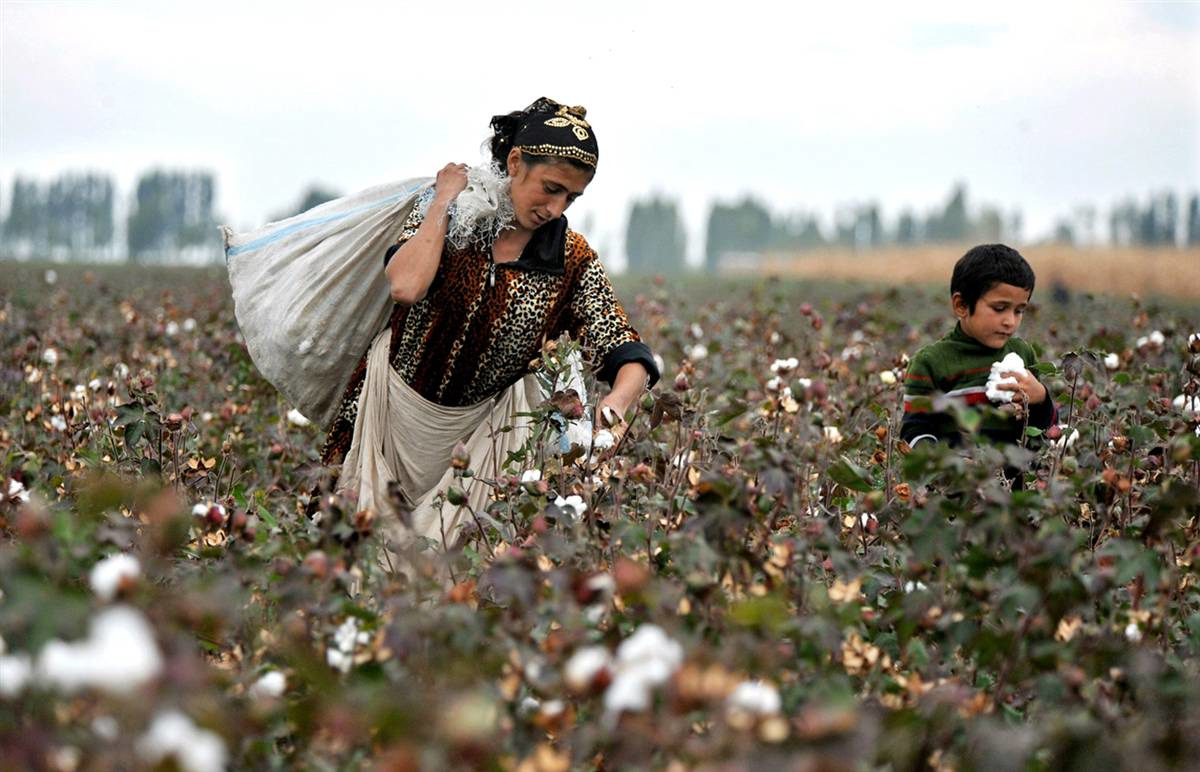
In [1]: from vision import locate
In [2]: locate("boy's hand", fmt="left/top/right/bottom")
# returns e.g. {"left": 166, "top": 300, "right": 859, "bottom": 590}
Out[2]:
{"left": 997, "top": 370, "right": 1047, "bottom": 405}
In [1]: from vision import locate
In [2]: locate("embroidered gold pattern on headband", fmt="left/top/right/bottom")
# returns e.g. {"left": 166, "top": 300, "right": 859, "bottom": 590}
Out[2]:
{"left": 517, "top": 143, "right": 598, "bottom": 168}
{"left": 544, "top": 105, "right": 591, "bottom": 140}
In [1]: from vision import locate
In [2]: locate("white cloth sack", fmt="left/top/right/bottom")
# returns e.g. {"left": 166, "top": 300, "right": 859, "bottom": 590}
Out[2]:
{"left": 221, "top": 178, "right": 432, "bottom": 428}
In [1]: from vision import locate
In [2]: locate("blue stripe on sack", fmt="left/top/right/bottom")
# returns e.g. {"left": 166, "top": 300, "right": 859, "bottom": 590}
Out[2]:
{"left": 224, "top": 182, "right": 425, "bottom": 260}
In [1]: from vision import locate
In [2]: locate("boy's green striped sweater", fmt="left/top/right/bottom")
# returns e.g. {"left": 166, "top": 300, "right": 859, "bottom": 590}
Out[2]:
{"left": 901, "top": 323, "right": 1056, "bottom": 446}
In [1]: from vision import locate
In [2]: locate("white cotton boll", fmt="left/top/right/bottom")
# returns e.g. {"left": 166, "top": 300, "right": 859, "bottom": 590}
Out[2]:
{"left": 248, "top": 670, "right": 286, "bottom": 699}
{"left": 770, "top": 357, "right": 799, "bottom": 375}
{"left": 114, "top": 363, "right": 130, "bottom": 380}
{"left": 554, "top": 495, "right": 588, "bottom": 520}
{"left": 36, "top": 606, "right": 163, "bottom": 695}
{"left": 88, "top": 378, "right": 103, "bottom": 392}
{"left": 903, "top": 580, "right": 928, "bottom": 594}
{"left": 41, "top": 348, "right": 59, "bottom": 366}
{"left": 564, "top": 646, "right": 613, "bottom": 692}
{"left": 985, "top": 352, "right": 1027, "bottom": 403}
{"left": 822, "top": 426, "right": 843, "bottom": 444}
{"left": 1125, "top": 623, "right": 1142, "bottom": 642}
{"left": 564, "top": 418, "right": 593, "bottom": 453}
{"left": 586, "top": 573, "right": 616, "bottom": 596}
{"left": 334, "top": 618, "right": 361, "bottom": 653}
{"left": 1104, "top": 352, "right": 1121, "bottom": 370}
{"left": 1050, "top": 425, "right": 1080, "bottom": 450}
{"left": 201, "top": 412, "right": 213, "bottom": 423}
{"left": 286, "top": 408, "right": 310, "bottom": 427}
{"left": 600, "top": 624, "right": 686, "bottom": 717}
{"left": 7, "top": 479, "right": 30, "bottom": 504}
{"left": 25, "top": 368, "right": 42, "bottom": 384}
{"left": 690, "top": 323, "right": 704, "bottom": 340}
{"left": 593, "top": 429, "right": 616, "bottom": 451}
{"left": 1173, "top": 394, "right": 1200, "bottom": 417}
{"left": 182, "top": 318, "right": 196, "bottom": 332}
{"left": 879, "top": 370, "right": 897, "bottom": 385}
{"left": 136, "top": 710, "right": 228, "bottom": 772}
{"left": 326, "top": 648, "right": 352, "bottom": 674}
{"left": 191, "top": 503, "right": 209, "bottom": 518}
{"left": 769, "top": 331, "right": 782, "bottom": 345}
{"left": 89, "top": 553, "right": 141, "bottom": 602}
{"left": 44, "top": 269, "right": 58, "bottom": 285}
{"left": 615, "top": 624, "right": 683, "bottom": 679}
{"left": 72, "top": 383, "right": 87, "bottom": 399}
{"left": 0, "top": 654, "right": 33, "bottom": 698}
{"left": 1137, "top": 331, "right": 1165, "bottom": 349}
{"left": 726, "top": 680, "right": 782, "bottom": 716}
{"left": 517, "top": 696, "right": 541, "bottom": 718}
{"left": 92, "top": 715, "right": 119, "bottom": 742}
{"left": 604, "top": 671, "right": 652, "bottom": 715}
{"left": 520, "top": 469, "right": 542, "bottom": 483}
{"left": 50, "top": 415, "right": 68, "bottom": 432}
{"left": 164, "top": 321, "right": 180, "bottom": 337}
{"left": 687, "top": 343, "right": 708, "bottom": 361}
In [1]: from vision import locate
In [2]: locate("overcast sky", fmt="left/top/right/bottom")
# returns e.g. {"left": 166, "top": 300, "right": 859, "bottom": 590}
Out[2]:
{"left": 2, "top": 1, "right": 1197, "bottom": 268}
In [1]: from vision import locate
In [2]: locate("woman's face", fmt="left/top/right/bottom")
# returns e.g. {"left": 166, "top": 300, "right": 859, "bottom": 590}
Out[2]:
{"left": 506, "top": 149, "right": 593, "bottom": 231}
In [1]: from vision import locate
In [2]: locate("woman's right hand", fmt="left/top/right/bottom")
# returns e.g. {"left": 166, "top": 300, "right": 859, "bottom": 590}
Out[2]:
{"left": 434, "top": 162, "right": 469, "bottom": 203}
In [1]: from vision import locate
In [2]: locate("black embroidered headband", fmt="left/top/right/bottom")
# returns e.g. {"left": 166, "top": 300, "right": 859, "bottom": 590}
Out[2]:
{"left": 511, "top": 100, "right": 599, "bottom": 169}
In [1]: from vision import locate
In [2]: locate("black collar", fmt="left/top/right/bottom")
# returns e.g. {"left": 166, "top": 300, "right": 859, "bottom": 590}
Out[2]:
{"left": 507, "top": 216, "right": 567, "bottom": 275}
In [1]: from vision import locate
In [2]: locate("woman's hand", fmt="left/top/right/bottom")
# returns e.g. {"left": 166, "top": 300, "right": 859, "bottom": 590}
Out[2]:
{"left": 434, "top": 162, "right": 469, "bottom": 204}
{"left": 594, "top": 362, "right": 651, "bottom": 446}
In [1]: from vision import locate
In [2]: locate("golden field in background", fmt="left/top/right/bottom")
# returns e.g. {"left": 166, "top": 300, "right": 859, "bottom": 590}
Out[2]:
{"left": 755, "top": 246, "right": 1200, "bottom": 299}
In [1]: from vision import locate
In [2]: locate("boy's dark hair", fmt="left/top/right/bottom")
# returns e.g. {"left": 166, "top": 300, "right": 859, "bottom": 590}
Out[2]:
{"left": 950, "top": 244, "right": 1036, "bottom": 312}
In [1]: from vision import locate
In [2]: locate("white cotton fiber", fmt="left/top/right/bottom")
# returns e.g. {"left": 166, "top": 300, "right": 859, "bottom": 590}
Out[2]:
{"left": 985, "top": 352, "right": 1027, "bottom": 403}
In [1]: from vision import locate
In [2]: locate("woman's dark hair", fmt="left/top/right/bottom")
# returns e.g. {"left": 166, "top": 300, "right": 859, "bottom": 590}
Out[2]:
{"left": 488, "top": 99, "right": 596, "bottom": 175}
{"left": 951, "top": 243, "right": 1036, "bottom": 312}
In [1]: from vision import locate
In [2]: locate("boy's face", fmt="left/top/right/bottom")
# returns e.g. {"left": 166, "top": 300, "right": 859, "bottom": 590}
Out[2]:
{"left": 953, "top": 282, "right": 1031, "bottom": 349}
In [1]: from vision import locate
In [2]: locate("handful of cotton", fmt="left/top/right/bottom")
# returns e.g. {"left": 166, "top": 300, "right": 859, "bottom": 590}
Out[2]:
{"left": 985, "top": 352, "right": 1028, "bottom": 403}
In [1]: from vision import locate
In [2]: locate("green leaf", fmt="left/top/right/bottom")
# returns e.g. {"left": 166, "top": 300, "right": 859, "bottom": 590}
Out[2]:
{"left": 829, "top": 455, "right": 874, "bottom": 492}
{"left": 112, "top": 402, "right": 144, "bottom": 428}
{"left": 257, "top": 504, "right": 278, "bottom": 529}
{"left": 124, "top": 421, "right": 145, "bottom": 451}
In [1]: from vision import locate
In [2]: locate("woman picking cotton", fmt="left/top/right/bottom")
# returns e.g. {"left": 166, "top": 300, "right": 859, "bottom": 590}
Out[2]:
{"left": 320, "top": 97, "right": 659, "bottom": 560}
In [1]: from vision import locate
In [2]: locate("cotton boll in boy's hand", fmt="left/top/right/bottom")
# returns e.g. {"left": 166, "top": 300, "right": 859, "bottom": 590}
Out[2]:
{"left": 985, "top": 352, "right": 1028, "bottom": 403}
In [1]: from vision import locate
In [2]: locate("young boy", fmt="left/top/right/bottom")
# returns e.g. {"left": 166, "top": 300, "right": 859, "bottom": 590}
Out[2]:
{"left": 901, "top": 244, "right": 1057, "bottom": 469}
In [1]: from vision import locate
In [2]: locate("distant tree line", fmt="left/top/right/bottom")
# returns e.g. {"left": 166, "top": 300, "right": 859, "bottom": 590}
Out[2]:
{"left": 625, "top": 184, "right": 1200, "bottom": 274}
{"left": 0, "top": 170, "right": 220, "bottom": 262}
{"left": 4, "top": 172, "right": 1197, "bottom": 269}
{"left": 0, "top": 172, "right": 343, "bottom": 263}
